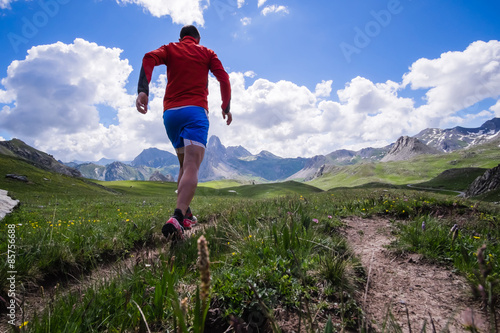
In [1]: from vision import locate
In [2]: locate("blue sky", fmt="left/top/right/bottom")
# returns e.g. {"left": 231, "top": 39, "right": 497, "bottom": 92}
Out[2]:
{"left": 1, "top": 0, "right": 500, "bottom": 162}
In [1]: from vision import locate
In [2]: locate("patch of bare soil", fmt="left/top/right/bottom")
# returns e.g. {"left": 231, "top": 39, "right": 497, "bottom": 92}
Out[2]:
{"left": 343, "top": 216, "right": 488, "bottom": 332}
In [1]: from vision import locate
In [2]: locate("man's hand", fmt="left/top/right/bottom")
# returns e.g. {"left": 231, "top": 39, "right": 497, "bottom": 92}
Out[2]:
{"left": 136, "top": 92, "right": 148, "bottom": 114}
{"left": 223, "top": 111, "right": 232, "bottom": 125}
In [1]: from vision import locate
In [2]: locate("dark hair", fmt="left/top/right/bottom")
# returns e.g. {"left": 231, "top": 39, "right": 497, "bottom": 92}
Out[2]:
{"left": 180, "top": 25, "right": 200, "bottom": 40}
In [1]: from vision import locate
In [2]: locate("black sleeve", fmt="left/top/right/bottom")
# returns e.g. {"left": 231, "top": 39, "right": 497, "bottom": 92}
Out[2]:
{"left": 137, "top": 65, "right": 149, "bottom": 96}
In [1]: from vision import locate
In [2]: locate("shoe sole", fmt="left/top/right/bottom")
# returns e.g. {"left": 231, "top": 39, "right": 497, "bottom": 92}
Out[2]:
{"left": 162, "top": 223, "right": 183, "bottom": 240}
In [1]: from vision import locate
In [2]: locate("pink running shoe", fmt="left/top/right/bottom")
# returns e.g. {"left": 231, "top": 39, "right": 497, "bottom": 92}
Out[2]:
{"left": 162, "top": 217, "right": 184, "bottom": 240}
{"left": 185, "top": 207, "right": 198, "bottom": 225}
{"left": 182, "top": 219, "right": 196, "bottom": 230}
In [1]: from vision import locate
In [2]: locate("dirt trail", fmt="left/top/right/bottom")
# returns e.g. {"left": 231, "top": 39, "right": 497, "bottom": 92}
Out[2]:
{"left": 343, "top": 216, "right": 488, "bottom": 332}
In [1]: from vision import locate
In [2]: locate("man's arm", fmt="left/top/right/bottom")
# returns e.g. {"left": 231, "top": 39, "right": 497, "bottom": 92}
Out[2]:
{"left": 209, "top": 54, "right": 232, "bottom": 124}
{"left": 136, "top": 46, "right": 167, "bottom": 114}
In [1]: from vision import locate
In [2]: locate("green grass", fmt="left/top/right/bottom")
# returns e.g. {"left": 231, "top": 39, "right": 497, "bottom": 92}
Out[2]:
{"left": 220, "top": 180, "right": 324, "bottom": 199}
{"left": 8, "top": 185, "right": 499, "bottom": 332}
{"left": 199, "top": 179, "right": 248, "bottom": 189}
{"left": 12, "top": 193, "right": 367, "bottom": 332}
{"left": 0, "top": 155, "right": 115, "bottom": 200}
{"left": 474, "top": 188, "right": 500, "bottom": 202}
{"left": 1, "top": 151, "right": 499, "bottom": 332}
{"left": 412, "top": 167, "right": 487, "bottom": 191}
{"left": 94, "top": 179, "right": 179, "bottom": 196}
{"left": 308, "top": 140, "right": 500, "bottom": 191}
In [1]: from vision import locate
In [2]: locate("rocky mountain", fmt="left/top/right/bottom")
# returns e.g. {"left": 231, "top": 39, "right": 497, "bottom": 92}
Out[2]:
{"left": 288, "top": 147, "right": 389, "bottom": 181}
{"left": 0, "top": 138, "right": 81, "bottom": 177}
{"left": 465, "top": 164, "right": 500, "bottom": 198}
{"left": 131, "top": 148, "right": 178, "bottom": 168}
{"left": 415, "top": 118, "right": 500, "bottom": 152}
{"left": 102, "top": 162, "right": 148, "bottom": 181}
{"left": 149, "top": 171, "right": 175, "bottom": 182}
{"left": 74, "top": 148, "right": 179, "bottom": 181}
{"left": 381, "top": 136, "right": 441, "bottom": 162}
{"left": 71, "top": 136, "right": 308, "bottom": 182}
{"left": 4, "top": 118, "right": 499, "bottom": 183}
{"left": 198, "top": 136, "right": 308, "bottom": 182}
{"left": 75, "top": 162, "right": 166, "bottom": 181}
{"left": 76, "top": 163, "right": 106, "bottom": 180}
{"left": 291, "top": 118, "right": 500, "bottom": 181}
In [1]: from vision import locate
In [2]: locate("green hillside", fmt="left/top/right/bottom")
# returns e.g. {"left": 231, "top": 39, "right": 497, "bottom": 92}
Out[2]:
{"left": 94, "top": 179, "right": 178, "bottom": 197}
{"left": 1, "top": 144, "right": 499, "bottom": 332}
{"left": 97, "top": 179, "right": 323, "bottom": 199}
{"left": 412, "top": 167, "right": 487, "bottom": 191}
{"left": 0, "top": 154, "right": 115, "bottom": 200}
{"left": 200, "top": 179, "right": 248, "bottom": 189}
{"left": 308, "top": 138, "right": 500, "bottom": 191}
{"left": 221, "top": 180, "right": 323, "bottom": 198}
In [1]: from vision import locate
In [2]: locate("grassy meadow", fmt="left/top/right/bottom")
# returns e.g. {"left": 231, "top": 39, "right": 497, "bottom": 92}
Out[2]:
{"left": 0, "top": 152, "right": 499, "bottom": 332}
{"left": 308, "top": 138, "right": 500, "bottom": 191}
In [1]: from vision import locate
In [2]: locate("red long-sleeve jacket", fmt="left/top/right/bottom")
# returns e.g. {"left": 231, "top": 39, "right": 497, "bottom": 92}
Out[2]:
{"left": 138, "top": 36, "right": 231, "bottom": 113}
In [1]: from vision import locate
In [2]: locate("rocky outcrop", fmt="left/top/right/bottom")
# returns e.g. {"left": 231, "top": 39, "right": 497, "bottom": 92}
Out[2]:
{"left": 149, "top": 171, "right": 174, "bottom": 182}
{"left": 312, "top": 164, "right": 326, "bottom": 179}
{"left": 381, "top": 136, "right": 441, "bottom": 162}
{"left": 104, "top": 162, "right": 145, "bottom": 181}
{"left": 465, "top": 164, "right": 500, "bottom": 198}
{"left": 0, "top": 190, "right": 19, "bottom": 221}
{"left": 6, "top": 174, "right": 29, "bottom": 182}
{"left": 0, "top": 139, "right": 81, "bottom": 178}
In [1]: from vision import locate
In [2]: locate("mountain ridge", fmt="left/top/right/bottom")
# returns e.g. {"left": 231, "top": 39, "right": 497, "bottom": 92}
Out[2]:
{"left": 415, "top": 118, "right": 500, "bottom": 152}
{"left": 0, "top": 138, "right": 82, "bottom": 178}
{"left": 2, "top": 118, "right": 499, "bottom": 183}
{"left": 381, "top": 136, "right": 441, "bottom": 162}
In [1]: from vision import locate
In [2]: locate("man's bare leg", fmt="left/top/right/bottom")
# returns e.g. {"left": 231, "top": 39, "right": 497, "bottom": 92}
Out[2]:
{"left": 176, "top": 144, "right": 205, "bottom": 215}
{"left": 176, "top": 150, "right": 184, "bottom": 190}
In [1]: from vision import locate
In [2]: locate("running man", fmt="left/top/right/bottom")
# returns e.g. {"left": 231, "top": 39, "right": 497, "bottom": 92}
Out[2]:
{"left": 136, "top": 25, "right": 232, "bottom": 240}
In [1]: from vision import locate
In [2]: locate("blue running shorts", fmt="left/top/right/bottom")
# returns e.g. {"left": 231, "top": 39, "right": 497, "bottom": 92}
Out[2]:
{"left": 163, "top": 106, "right": 209, "bottom": 151}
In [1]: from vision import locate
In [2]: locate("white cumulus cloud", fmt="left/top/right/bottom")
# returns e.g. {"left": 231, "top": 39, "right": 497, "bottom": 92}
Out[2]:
{"left": 490, "top": 99, "right": 500, "bottom": 117}
{"left": 0, "top": 0, "right": 17, "bottom": 9}
{"left": 315, "top": 80, "right": 333, "bottom": 98}
{"left": 116, "top": 0, "right": 208, "bottom": 25}
{"left": 0, "top": 38, "right": 170, "bottom": 161}
{"left": 1, "top": 39, "right": 500, "bottom": 161}
{"left": 240, "top": 17, "right": 251, "bottom": 26}
{"left": 0, "top": 39, "right": 132, "bottom": 137}
{"left": 244, "top": 70, "right": 256, "bottom": 78}
{"left": 206, "top": 73, "right": 416, "bottom": 157}
{"left": 402, "top": 40, "right": 500, "bottom": 127}
{"left": 205, "top": 40, "right": 500, "bottom": 157}
{"left": 261, "top": 5, "right": 289, "bottom": 16}
{"left": 257, "top": 0, "right": 267, "bottom": 8}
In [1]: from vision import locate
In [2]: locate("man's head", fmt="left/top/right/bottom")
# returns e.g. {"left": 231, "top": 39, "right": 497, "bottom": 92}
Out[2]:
{"left": 180, "top": 25, "right": 200, "bottom": 43}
